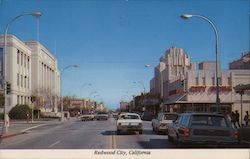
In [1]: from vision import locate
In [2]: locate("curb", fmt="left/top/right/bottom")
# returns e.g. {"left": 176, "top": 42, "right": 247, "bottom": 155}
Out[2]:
{"left": 0, "top": 132, "right": 27, "bottom": 139}
{"left": 0, "top": 124, "right": 47, "bottom": 140}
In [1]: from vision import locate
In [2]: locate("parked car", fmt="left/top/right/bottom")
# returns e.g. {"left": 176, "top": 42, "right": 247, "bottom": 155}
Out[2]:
{"left": 95, "top": 112, "right": 109, "bottom": 120}
{"left": 81, "top": 114, "right": 95, "bottom": 121}
{"left": 117, "top": 113, "right": 143, "bottom": 135}
{"left": 167, "top": 112, "right": 239, "bottom": 147}
{"left": 152, "top": 112, "right": 178, "bottom": 134}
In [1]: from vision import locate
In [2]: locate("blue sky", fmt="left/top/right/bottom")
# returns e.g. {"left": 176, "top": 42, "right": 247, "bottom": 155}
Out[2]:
{"left": 0, "top": 0, "right": 249, "bottom": 109}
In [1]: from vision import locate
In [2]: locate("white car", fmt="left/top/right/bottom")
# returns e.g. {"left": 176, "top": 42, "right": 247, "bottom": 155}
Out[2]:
{"left": 81, "top": 114, "right": 95, "bottom": 121}
{"left": 117, "top": 113, "right": 143, "bottom": 135}
{"left": 152, "top": 113, "right": 178, "bottom": 134}
{"left": 95, "top": 112, "right": 109, "bottom": 120}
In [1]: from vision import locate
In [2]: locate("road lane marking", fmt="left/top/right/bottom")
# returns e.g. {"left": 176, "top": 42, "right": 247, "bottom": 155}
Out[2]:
{"left": 21, "top": 124, "right": 47, "bottom": 132}
{"left": 111, "top": 131, "right": 117, "bottom": 149}
{"left": 48, "top": 140, "right": 61, "bottom": 148}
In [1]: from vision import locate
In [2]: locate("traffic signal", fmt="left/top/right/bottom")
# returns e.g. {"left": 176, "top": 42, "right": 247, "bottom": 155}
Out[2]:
{"left": 6, "top": 82, "right": 11, "bottom": 94}
{"left": 181, "top": 80, "right": 185, "bottom": 87}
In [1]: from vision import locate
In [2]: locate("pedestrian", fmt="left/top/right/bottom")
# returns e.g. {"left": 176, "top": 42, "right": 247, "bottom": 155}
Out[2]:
{"left": 231, "top": 112, "right": 236, "bottom": 128}
{"left": 235, "top": 110, "right": 240, "bottom": 128}
{"left": 244, "top": 111, "right": 249, "bottom": 127}
{"left": 225, "top": 111, "right": 231, "bottom": 121}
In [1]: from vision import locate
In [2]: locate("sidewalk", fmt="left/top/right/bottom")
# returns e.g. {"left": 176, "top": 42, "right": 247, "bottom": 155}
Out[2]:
{"left": 0, "top": 118, "right": 61, "bottom": 139}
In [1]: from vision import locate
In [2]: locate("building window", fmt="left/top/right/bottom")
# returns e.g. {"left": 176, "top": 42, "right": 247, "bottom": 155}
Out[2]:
{"left": 21, "top": 52, "right": 23, "bottom": 66}
{"left": 17, "top": 73, "right": 19, "bottom": 86}
{"left": 21, "top": 75, "right": 23, "bottom": 87}
{"left": 27, "top": 77, "right": 29, "bottom": 89}
{"left": 21, "top": 96, "right": 23, "bottom": 104}
{"left": 24, "top": 54, "right": 26, "bottom": 68}
{"left": 24, "top": 76, "right": 26, "bottom": 88}
{"left": 212, "top": 77, "right": 215, "bottom": 85}
{"left": 27, "top": 57, "right": 30, "bottom": 69}
{"left": 17, "top": 95, "right": 19, "bottom": 105}
{"left": 17, "top": 50, "right": 20, "bottom": 64}
{"left": 218, "top": 77, "right": 222, "bottom": 85}
{"left": 202, "top": 77, "right": 206, "bottom": 86}
{"left": 228, "top": 77, "right": 231, "bottom": 85}
{"left": 195, "top": 77, "right": 199, "bottom": 86}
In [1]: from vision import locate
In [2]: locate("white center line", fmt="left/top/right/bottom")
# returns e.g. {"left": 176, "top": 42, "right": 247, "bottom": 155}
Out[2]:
{"left": 48, "top": 140, "right": 61, "bottom": 148}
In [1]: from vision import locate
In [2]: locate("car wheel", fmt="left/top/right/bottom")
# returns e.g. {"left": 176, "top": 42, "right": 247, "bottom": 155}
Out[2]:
{"left": 117, "top": 130, "right": 120, "bottom": 135}
{"left": 155, "top": 128, "right": 159, "bottom": 134}
{"left": 176, "top": 137, "right": 184, "bottom": 148}
{"left": 168, "top": 135, "right": 173, "bottom": 142}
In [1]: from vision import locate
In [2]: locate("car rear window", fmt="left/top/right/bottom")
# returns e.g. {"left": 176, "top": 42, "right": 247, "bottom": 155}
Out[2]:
{"left": 163, "top": 114, "right": 178, "bottom": 120}
{"left": 119, "top": 115, "right": 139, "bottom": 119}
{"left": 191, "top": 115, "right": 228, "bottom": 127}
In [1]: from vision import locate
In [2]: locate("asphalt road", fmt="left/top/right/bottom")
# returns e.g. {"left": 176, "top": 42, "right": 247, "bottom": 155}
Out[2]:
{"left": 0, "top": 117, "right": 175, "bottom": 149}
{"left": 1, "top": 118, "right": 247, "bottom": 149}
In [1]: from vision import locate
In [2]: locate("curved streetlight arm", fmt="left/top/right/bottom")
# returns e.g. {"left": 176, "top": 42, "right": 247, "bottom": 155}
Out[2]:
{"left": 2, "top": 12, "right": 42, "bottom": 134}
{"left": 81, "top": 83, "right": 92, "bottom": 89}
{"left": 4, "top": 12, "right": 42, "bottom": 36}
{"left": 183, "top": 14, "right": 219, "bottom": 48}
{"left": 79, "top": 83, "right": 91, "bottom": 98}
{"left": 137, "top": 81, "right": 146, "bottom": 94}
{"left": 61, "top": 64, "right": 79, "bottom": 73}
{"left": 181, "top": 13, "right": 220, "bottom": 112}
{"left": 60, "top": 64, "right": 79, "bottom": 121}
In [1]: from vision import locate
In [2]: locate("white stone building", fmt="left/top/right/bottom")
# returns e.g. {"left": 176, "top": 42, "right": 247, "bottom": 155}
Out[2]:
{"left": 0, "top": 35, "right": 60, "bottom": 113}
{"left": 25, "top": 41, "right": 60, "bottom": 112}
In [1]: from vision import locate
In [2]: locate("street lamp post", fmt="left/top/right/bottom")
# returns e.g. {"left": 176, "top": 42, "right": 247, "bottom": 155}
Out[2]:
{"left": 145, "top": 64, "right": 164, "bottom": 99}
{"left": 60, "top": 64, "right": 79, "bottom": 121}
{"left": 88, "top": 91, "right": 98, "bottom": 113}
{"left": 180, "top": 14, "right": 221, "bottom": 113}
{"left": 133, "top": 81, "right": 146, "bottom": 94}
{"left": 2, "top": 12, "right": 42, "bottom": 134}
{"left": 78, "top": 83, "right": 91, "bottom": 115}
{"left": 133, "top": 81, "right": 146, "bottom": 112}
{"left": 145, "top": 64, "right": 164, "bottom": 114}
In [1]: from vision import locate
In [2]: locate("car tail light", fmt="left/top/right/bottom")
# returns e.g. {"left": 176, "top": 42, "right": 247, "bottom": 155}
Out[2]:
{"left": 184, "top": 128, "right": 190, "bottom": 137}
{"left": 233, "top": 130, "right": 239, "bottom": 140}
{"left": 160, "top": 123, "right": 167, "bottom": 127}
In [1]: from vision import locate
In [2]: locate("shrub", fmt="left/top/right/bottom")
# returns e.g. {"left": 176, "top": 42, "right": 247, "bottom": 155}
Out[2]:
{"left": 9, "top": 104, "right": 32, "bottom": 120}
{"left": 0, "top": 112, "right": 3, "bottom": 120}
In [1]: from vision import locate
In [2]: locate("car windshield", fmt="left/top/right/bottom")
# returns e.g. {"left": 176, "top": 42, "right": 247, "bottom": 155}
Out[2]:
{"left": 163, "top": 114, "right": 178, "bottom": 120}
{"left": 191, "top": 115, "right": 228, "bottom": 127}
{"left": 119, "top": 114, "right": 139, "bottom": 120}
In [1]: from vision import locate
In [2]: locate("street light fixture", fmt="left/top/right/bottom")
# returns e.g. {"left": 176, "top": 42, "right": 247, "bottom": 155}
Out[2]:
{"left": 180, "top": 13, "right": 221, "bottom": 113}
{"left": 2, "top": 12, "right": 43, "bottom": 134}
{"left": 60, "top": 64, "right": 79, "bottom": 121}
